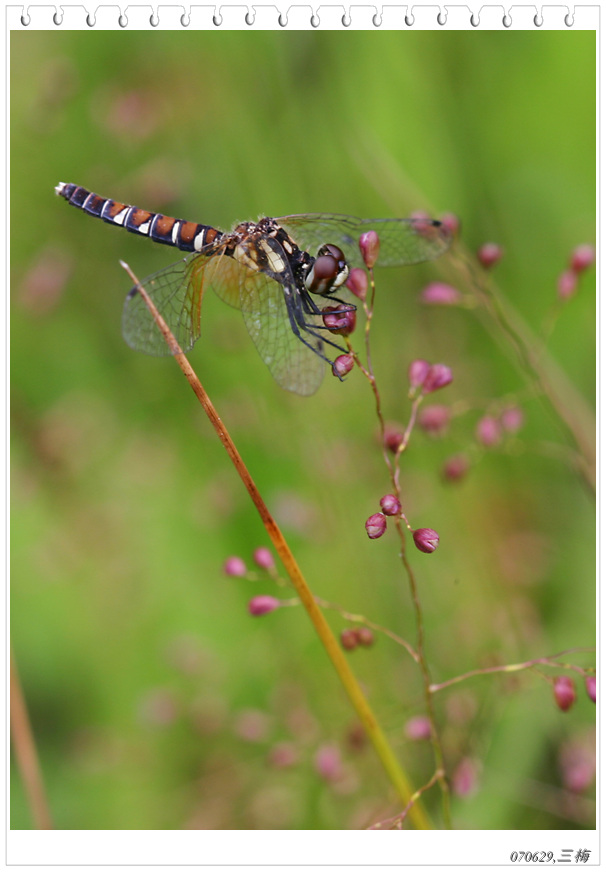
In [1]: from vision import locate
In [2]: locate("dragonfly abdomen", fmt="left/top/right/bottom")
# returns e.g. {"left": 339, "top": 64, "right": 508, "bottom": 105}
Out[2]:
{"left": 55, "top": 183, "right": 221, "bottom": 253}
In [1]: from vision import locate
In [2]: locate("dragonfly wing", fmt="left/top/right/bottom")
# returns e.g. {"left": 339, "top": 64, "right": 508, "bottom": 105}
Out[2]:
{"left": 277, "top": 213, "right": 452, "bottom": 269}
{"left": 238, "top": 265, "right": 326, "bottom": 397}
{"left": 122, "top": 254, "right": 206, "bottom": 356}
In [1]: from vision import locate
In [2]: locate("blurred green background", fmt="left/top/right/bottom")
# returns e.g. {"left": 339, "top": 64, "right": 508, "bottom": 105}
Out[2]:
{"left": 11, "top": 28, "right": 595, "bottom": 830}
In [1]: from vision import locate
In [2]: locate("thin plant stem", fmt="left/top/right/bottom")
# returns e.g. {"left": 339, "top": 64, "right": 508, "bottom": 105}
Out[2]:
{"left": 367, "top": 770, "right": 443, "bottom": 830}
{"left": 120, "top": 260, "right": 432, "bottom": 830}
{"left": 351, "top": 289, "right": 452, "bottom": 829}
{"left": 429, "top": 647, "right": 596, "bottom": 693}
{"left": 10, "top": 649, "right": 53, "bottom": 829}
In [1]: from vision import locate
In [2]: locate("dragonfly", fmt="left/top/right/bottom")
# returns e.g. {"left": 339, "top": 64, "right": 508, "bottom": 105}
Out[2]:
{"left": 55, "top": 183, "right": 452, "bottom": 396}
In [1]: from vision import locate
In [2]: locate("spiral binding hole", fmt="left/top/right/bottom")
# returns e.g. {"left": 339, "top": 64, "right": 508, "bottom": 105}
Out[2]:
{"left": 180, "top": 13, "right": 190, "bottom": 26}
{"left": 565, "top": 12, "right": 574, "bottom": 26}
{"left": 405, "top": 13, "right": 414, "bottom": 26}
{"left": 372, "top": 12, "right": 381, "bottom": 26}
{"left": 533, "top": 13, "right": 543, "bottom": 26}
{"left": 470, "top": 12, "right": 479, "bottom": 27}
{"left": 245, "top": 10, "right": 254, "bottom": 25}
{"left": 118, "top": 13, "right": 128, "bottom": 26}
{"left": 150, "top": 13, "right": 159, "bottom": 26}
{"left": 213, "top": 13, "right": 222, "bottom": 25}
{"left": 341, "top": 13, "right": 350, "bottom": 26}
{"left": 86, "top": 12, "right": 95, "bottom": 26}
{"left": 21, "top": 13, "right": 31, "bottom": 25}
{"left": 502, "top": 14, "right": 511, "bottom": 27}
{"left": 53, "top": 11, "right": 63, "bottom": 24}
{"left": 278, "top": 12, "right": 287, "bottom": 25}
{"left": 310, "top": 13, "right": 319, "bottom": 27}
{"left": 437, "top": 10, "right": 446, "bottom": 25}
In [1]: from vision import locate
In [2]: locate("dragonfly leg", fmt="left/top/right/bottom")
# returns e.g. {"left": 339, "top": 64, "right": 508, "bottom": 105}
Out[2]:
{"left": 284, "top": 291, "right": 348, "bottom": 366}
{"left": 300, "top": 288, "right": 356, "bottom": 319}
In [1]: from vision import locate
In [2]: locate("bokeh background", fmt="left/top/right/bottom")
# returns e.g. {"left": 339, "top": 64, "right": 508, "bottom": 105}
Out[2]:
{"left": 11, "top": 27, "right": 595, "bottom": 829}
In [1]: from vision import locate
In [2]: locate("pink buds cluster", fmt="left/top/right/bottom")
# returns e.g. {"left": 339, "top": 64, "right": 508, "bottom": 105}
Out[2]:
{"left": 340, "top": 626, "right": 375, "bottom": 651}
{"left": 408, "top": 359, "right": 453, "bottom": 396}
{"left": 557, "top": 243, "right": 595, "bottom": 300}
{"left": 365, "top": 494, "right": 402, "bottom": 539}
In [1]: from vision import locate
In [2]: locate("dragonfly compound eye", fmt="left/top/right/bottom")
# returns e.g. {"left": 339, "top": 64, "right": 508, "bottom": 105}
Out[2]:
{"left": 305, "top": 252, "right": 349, "bottom": 295}
{"left": 320, "top": 243, "right": 346, "bottom": 265}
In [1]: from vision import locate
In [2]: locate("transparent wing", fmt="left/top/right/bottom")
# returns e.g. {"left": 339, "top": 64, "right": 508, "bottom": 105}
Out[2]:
{"left": 122, "top": 242, "right": 236, "bottom": 356}
{"left": 238, "top": 269, "right": 326, "bottom": 396}
{"left": 277, "top": 213, "right": 452, "bottom": 268}
{"left": 122, "top": 254, "right": 205, "bottom": 356}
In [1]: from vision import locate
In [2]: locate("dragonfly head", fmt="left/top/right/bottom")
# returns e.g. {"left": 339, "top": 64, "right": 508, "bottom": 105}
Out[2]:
{"left": 305, "top": 244, "right": 349, "bottom": 296}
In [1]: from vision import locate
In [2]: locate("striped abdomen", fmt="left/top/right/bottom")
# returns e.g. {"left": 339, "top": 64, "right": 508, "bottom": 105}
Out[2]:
{"left": 55, "top": 183, "right": 221, "bottom": 253}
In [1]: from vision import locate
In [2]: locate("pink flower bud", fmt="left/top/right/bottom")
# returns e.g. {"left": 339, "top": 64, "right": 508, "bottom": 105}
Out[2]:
{"left": 404, "top": 715, "right": 432, "bottom": 741}
{"left": 439, "top": 212, "right": 460, "bottom": 236}
{"left": 408, "top": 358, "right": 431, "bottom": 389}
{"left": 314, "top": 743, "right": 344, "bottom": 782}
{"left": 418, "top": 404, "right": 451, "bottom": 435}
{"left": 412, "top": 527, "right": 440, "bottom": 554}
{"left": 422, "top": 363, "right": 453, "bottom": 394}
{"left": 419, "top": 282, "right": 462, "bottom": 306}
{"left": 570, "top": 244, "right": 595, "bottom": 273}
{"left": 379, "top": 494, "right": 401, "bottom": 516}
{"left": 559, "top": 737, "right": 595, "bottom": 793}
{"left": 365, "top": 512, "right": 387, "bottom": 539}
{"left": 500, "top": 406, "right": 525, "bottom": 433}
{"left": 384, "top": 425, "right": 404, "bottom": 454}
{"left": 253, "top": 547, "right": 274, "bottom": 570}
{"left": 268, "top": 741, "right": 299, "bottom": 769}
{"left": 322, "top": 305, "right": 356, "bottom": 336}
{"left": 557, "top": 269, "right": 578, "bottom": 300}
{"left": 355, "top": 626, "right": 374, "bottom": 647}
{"left": 332, "top": 354, "right": 354, "bottom": 378}
{"left": 340, "top": 628, "right": 359, "bottom": 650}
{"left": 476, "top": 415, "right": 502, "bottom": 447}
{"left": 224, "top": 556, "right": 247, "bottom": 577}
{"left": 248, "top": 595, "right": 281, "bottom": 616}
{"left": 452, "top": 757, "right": 481, "bottom": 797}
{"left": 477, "top": 242, "right": 503, "bottom": 269}
{"left": 442, "top": 453, "right": 470, "bottom": 482}
{"left": 585, "top": 675, "right": 596, "bottom": 703}
{"left": 554, "top": 675, "right": 576, "bottom": 711}
{"left": 234, "top": 708, "right": 270, "bottom": 742}
{"left": 345, "top": 267, "right": 368, "bottom": 301}
{"left": 359, "top": 230, "right": 380, "bottom": 269}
